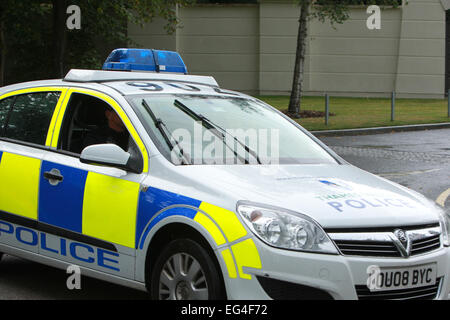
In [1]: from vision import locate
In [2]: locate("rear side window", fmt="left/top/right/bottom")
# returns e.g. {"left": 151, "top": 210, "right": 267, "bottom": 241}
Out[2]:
{"left": 1, "top": 92, "right": 60, "bottom": 146}
{"left": 0, "top": 97, "right": 14, "bottom": 132}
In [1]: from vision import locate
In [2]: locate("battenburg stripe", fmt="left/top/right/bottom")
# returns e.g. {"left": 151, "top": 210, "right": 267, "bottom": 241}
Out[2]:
{"left": 39, "top": 161, "right": 88, "bottom": 233}
{"left": 136, "top": 186, "right": 201, "bottom": 248}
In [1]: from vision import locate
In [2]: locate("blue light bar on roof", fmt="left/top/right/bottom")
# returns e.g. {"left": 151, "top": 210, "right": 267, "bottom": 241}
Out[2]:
{"left": 102, "top": 48, "right": 188, "bottom": 74}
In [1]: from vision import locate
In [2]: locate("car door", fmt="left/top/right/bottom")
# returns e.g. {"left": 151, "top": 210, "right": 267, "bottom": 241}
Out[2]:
{"left": 38, "top": 87, "right": 149, "bottom": 279}
{"left": 0, "top": 87, "right": 67, "bottom": 254}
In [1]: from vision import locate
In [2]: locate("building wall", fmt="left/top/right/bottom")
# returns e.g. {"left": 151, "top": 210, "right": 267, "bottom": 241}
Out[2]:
{"left": 395, "top": 0, "right": 446, "bottom": 98}
{"left": 128, "top": 0, "right": 447, "bottom": 98}
{"left": 128, "top": 16, "right": 177, "bottom": 52}
{"left": 307, "top": 6, "right": 402, "bottom": 97}
{"left": 258, "top": 2, "right": 301, "bottom": 95}
{"left": 177, "top": 5, "right": 260, "bottom": 93}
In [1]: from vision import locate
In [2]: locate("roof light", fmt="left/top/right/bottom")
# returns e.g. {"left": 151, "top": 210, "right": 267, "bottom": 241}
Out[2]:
{"left": 102, "top": 48, "right": 188, "bottom": 74}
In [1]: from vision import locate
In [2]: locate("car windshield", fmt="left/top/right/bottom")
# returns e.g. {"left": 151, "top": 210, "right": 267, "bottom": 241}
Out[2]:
{"left": 130, "top": 94, "right": 338, "bottom": 166}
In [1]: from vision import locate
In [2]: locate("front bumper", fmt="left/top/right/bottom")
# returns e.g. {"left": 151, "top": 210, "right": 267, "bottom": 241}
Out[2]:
{"left": 225, "top": 236, "right": 450, "bottom": 300}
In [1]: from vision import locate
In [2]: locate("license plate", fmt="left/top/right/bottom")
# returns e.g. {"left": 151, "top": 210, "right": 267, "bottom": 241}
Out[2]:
{"left": 367, "top": 263, "right": 437, "bottom": 292}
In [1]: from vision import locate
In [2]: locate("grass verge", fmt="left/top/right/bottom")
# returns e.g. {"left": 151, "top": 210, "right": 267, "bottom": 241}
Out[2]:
{"left": 257, "top": 96, "right": 450, "bottom": 131}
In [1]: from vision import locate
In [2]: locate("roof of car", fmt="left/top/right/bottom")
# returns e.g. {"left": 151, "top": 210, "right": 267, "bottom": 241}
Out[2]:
{"left": 64, "top": 69, "right": 219, "bottom": 87}
{"left": 0, "top": 69, "right": 252, "bottom": 100}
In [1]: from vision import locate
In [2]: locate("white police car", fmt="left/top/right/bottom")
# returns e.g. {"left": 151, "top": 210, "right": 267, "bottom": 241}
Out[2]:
{"left": 0, "top": 48, "right": 449, "bottom": 300}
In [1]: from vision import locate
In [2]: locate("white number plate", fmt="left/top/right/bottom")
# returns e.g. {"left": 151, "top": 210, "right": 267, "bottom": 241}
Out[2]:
{"left": 367, "top": 263, "right": 437, "bottom": 292}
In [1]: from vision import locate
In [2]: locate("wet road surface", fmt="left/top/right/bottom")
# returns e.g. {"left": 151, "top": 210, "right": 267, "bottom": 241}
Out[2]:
{"left": 319, "top": 128, "right": 450, "bottom": 208}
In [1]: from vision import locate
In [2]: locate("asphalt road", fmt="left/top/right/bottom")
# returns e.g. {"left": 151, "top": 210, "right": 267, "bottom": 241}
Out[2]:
{"left": 0, "top": 255, "right": 148, "bottom": 300}
{"left": 319, "top": 128, "right": 450, "bottom": 209}
{"left": 0, "top": 128, "right": 448, "bottom": 300}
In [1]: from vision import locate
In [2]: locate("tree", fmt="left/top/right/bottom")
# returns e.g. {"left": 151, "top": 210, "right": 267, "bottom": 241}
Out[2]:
{"left": 0, "top": 2, "right": 10, "bottom": 86}
{"left": 52, "top": 0, "right": 67, "bottom": 78}
{"left": 0, "top": 0, "right": 194, "bottom": 85}
{"left": 50, "top": 0, "right": 195, "bottom": 78}
{"left": 0, "top": 1, "right": 49, "bottom": 86}
{"left": 288, "top": 0, "right": 401, "bottom": 118}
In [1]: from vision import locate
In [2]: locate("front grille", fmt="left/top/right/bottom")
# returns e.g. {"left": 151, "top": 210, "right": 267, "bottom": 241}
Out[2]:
{"left": 330, "top": 225, "right": 441, "bottom": 258}
{"left": 411, "top": 234, "right": 441, "bottom": 256}
{"left": 334, "top": 240, "right": 401, "bottom": 257}
{"left": 355, "top": 278, "right": 442, "bottom": 300}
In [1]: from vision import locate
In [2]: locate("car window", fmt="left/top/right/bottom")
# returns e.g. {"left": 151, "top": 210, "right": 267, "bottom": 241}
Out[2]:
{"left": 0, "top": 97, "right": 14, "bottom": 133}
{"left": 1, "top": 92, "right": 60, "bottom": 146}
{"left": 131, "top": 94, "right": 338, "bottom": 165}
{"left": 58, "top": 92, "right": 137, "bottom": 156}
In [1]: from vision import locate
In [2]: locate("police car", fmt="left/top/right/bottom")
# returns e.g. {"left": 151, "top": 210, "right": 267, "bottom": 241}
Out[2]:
{"left": 0, "top": 48, "right": 449, "bottom": 300}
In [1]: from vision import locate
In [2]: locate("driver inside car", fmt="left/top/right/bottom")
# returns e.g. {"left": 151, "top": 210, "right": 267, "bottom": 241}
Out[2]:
{"left": 81, "top": 108, "right": 129, "bottom": 152}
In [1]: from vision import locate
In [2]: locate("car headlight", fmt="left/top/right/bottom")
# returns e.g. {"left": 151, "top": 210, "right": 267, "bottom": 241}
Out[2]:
{"left": 237, "top": 202, "right": 338, "bottom": 254}
{"left": 438, "top": 207, "right": 450, "bottom": 247}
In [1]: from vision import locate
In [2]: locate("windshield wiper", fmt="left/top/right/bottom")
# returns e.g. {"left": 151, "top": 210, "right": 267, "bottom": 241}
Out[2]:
{"left": 142, "top": 100, "right": 191, "bottom": 165}
{"left": 173, "top": 99, "right": 262, "bottom": 165}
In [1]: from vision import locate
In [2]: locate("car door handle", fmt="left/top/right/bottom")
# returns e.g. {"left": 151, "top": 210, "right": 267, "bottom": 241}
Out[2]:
{"left": 43, "top": 169, "right": 64, "bottom": 186}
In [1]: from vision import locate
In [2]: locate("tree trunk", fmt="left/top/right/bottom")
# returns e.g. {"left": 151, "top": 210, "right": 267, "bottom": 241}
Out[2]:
{"left": 0, "top": 19, "right": 6, "bottom": 87}
{"left": 288, "top": 1, "right": 310, "bottom": 118}
{"left": 52, "top": 0, "right": 67, "bottom": 78}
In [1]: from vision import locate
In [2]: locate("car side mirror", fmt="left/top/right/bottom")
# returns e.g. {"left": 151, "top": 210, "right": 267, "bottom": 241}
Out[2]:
{"left": 80, "top": 144, "right": 140, "bottom": 173}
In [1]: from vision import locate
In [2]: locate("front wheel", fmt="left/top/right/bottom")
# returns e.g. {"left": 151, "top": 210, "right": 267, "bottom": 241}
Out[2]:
{"left": 150, "top": 239, "right": 225, "bottom": 300}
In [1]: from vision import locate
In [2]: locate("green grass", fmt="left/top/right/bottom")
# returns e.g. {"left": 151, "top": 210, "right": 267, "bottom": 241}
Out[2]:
{"left": 257, "top": 96, "right": 450, "bottom": 131}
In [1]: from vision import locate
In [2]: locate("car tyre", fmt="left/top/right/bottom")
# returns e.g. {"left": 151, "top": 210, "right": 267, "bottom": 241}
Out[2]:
{"left": 150, "top": 239, "right": 225, "bottom": 300}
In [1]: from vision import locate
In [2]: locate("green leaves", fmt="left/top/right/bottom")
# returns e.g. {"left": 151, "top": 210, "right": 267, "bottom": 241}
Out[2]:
{"left": 0, "top": 0, "right": 194, "bottom": 84}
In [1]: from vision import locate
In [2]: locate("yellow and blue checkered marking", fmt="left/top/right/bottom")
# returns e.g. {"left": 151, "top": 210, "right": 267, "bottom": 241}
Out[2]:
{"left": 0, "top": 152, "right": 41, "bottom": 220}
{"left": 137, "top": 187, "right": 202, "bottom": 249}
{"left": 1, "top": 150, "right": 261, "bottom": 280}
{"left": 39, "top": 161, "right": 87, "bottom": 233}
{"left": 136, "top": 187, "right": 262, "bottom": 280}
